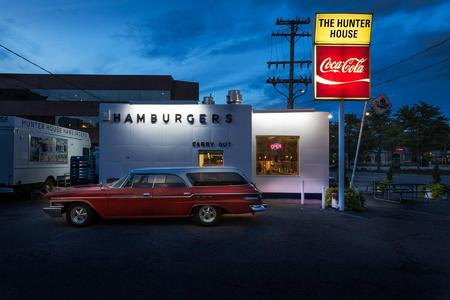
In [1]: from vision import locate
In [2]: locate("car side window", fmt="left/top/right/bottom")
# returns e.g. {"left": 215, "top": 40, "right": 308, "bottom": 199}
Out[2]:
{"left": 153, "top": 174, "right": 187, "bottom": 188}
{"left": 124, "top": 174, "right": 155, "bottom": 188}
{"left": 186, "top": 172, "right": 248, "bottom": 186}
{"left": 132, "top": 175, "right": 155, "bottom": 188}
{"left": 165, "top": 175, "right": 187, "bottom": 188}
{"left": 124, "top": 175, "right": 134, "bottom": 188}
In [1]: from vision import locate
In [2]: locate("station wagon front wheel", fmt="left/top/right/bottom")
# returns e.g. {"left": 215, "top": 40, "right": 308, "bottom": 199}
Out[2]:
{"left": 66, "top": 203, "right": 94, "bottom": 227}
{"left": 194, "top": 205, "right": 222, "bottom": 226}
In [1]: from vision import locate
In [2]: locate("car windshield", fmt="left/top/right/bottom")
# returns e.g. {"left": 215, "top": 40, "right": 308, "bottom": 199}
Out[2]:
{"left": 110, "top": 174, "right": 128, "bottom": 188}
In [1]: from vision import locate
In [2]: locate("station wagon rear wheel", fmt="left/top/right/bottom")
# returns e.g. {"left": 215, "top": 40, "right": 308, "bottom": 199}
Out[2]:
{"left": 194, "top": 205, "right": 222, "bottom": 226}
{"left": 66, "top": 203, "right": 94, "bottom": 227}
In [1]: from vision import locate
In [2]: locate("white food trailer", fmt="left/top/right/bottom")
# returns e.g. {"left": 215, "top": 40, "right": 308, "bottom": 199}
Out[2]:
{"left": 0, "top": 116, "right": 91, "bottom": 193}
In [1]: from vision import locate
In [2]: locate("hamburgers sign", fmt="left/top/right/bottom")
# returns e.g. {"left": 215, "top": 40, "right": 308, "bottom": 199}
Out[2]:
{"left": 314, "top": 13, "right": 372, "bottom": 100}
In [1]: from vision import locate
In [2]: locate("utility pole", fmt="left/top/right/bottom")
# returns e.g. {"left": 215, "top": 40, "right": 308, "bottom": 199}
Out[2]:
{"left": 266, "top": 17, "right": 312, "bottom": 109}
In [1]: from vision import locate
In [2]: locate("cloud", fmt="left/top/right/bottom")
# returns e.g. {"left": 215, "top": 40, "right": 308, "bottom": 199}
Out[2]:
{"left": 1, "top": 0, "right": 448, "bottom": 116}
{"left": 120, "top": 2, "right": 275, "bottom": 62}
{"left": 0, "top": 19, "right": 44, "bottom": 71}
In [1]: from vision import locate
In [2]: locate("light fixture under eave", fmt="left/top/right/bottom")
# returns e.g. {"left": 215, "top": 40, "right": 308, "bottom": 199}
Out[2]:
{"left": 328, "top": 113, "right": 333, "bottom": 119}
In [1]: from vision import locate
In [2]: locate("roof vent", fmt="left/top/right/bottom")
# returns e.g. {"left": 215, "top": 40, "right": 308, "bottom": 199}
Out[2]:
{"left": 226, "top": 90, "right": 243, "bottom": 105}
{"left": 202, "top": 94, "right": 215, "bottom": 104}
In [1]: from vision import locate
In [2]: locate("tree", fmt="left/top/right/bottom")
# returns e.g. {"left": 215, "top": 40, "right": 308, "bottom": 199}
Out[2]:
{"left": 365, "top": 106, "right": 393, "bottom": 170}
{"left": 432, "top": 164, "right": 441, "bottom": 184}
{"left": 345, "top": 114, "right": 363, "bottom": 170}
{"left": 394, "top": 102, "right": 449, "bottom": 169}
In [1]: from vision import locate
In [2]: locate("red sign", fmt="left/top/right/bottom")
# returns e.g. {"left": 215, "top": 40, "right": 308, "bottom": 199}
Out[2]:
{"left": 394, "top": 147, "right": 404, "bottom": 154}
{"left": 270, "top": 142, "right": 282, "bottom": 151}
{"left": 314, "top": 45, "right": 370, "bottom": 100}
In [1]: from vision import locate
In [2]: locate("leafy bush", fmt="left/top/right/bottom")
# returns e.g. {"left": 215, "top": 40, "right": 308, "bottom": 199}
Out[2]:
{"left": 375, "top": 179, "right": 392, "bottom": 190}
{"left": 325, "top": 187, "right": 338, "bottom": 207}
{"left": 419, "top": 183, "right": 447, "bottom": 200}
{"left": 432, "top": 164, "right": 441, "bottom": 184}
{"left": 419, "top": 184, "right": 427, "bottom": 198}
{"left": 430, "top": 184, "right": 446, "bottom": 199}
{"left": 345, "top": 188, "right": 365, "bottom": 211}
{"left": 386, "top": 165, "right": 394, "bottom": 182}
{"left": 325, "top": 187, "right": 365, "bottom": 211}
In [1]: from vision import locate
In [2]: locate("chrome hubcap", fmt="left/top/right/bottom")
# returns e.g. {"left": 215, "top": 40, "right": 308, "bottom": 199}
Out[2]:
{"left": 199, "top": 206, "right": 216, "bottom": 223}
{"left": 70, "top": 206, "right": 88, "bottom": 224}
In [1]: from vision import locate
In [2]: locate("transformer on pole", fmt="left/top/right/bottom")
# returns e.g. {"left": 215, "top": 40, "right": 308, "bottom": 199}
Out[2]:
{"left": 266, "top": 18, "right": 312, "bottom": 109}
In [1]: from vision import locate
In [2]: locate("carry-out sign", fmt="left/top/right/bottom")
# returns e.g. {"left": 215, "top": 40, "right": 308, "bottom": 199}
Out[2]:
{"left": 314, "top": 13, "right": 373, "bottom": 100}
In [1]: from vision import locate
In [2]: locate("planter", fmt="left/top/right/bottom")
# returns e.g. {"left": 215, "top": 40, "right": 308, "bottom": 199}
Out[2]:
{"left": 331, "top": 193, "right": 338, "bottom": 209}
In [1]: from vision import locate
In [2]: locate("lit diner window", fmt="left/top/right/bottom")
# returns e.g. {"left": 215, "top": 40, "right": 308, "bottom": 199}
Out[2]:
{"left": 198, "top": 150, "right": 224, "bottom": 167}
{"left": 256, "top": 136, "right": 299, "bottom": 176}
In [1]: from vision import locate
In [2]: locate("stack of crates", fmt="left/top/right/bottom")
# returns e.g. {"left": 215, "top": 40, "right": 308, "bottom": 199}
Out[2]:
{"left": 70, "top": 156, "right": 96, "bottom": 186}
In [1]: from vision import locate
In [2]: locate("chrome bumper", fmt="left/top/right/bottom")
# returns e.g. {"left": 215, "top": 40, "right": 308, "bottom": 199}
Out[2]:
{"left": 250, "top": 204, "right": 267, "bottom": 212}
{"left": 0, "top": 187, "right": 14, "bottom": 194}
{"left": 43, "top": 206, "right": 64, "bottom": 218}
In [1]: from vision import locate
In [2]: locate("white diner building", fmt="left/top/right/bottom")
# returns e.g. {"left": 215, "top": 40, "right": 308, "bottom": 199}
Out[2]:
{"left": 99, "top": 101, "right": 329, "bottom": 197}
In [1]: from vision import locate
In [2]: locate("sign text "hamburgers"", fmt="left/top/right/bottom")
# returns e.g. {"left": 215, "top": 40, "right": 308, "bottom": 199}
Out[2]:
{"left": 106, "top": 113, "right": 233, "bottom": 125}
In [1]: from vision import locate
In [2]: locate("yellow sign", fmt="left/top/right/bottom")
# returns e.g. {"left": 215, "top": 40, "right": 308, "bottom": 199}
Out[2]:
{"left": 315, "top": 13, "right": 373, "bottom": 45}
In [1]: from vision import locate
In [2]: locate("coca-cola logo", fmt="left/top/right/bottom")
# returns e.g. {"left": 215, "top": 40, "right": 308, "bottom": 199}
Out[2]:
{"left": 319, "top": 57, "right": 367, "bottom": 74}
{"left": 315, "top": 45, "right": 370, "bottom": 99}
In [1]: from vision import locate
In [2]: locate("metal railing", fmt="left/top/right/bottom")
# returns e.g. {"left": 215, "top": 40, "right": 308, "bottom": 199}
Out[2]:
{"left": 372, "top": 182, "right": 449, "bottom": 202}
{"left": 56, "top": 173, "right": 70, "bottom": 188}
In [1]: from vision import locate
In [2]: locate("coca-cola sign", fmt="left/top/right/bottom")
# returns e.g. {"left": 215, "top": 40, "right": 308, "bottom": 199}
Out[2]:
{"left": 314, "top": 45, "right": 370, "bottom": 100}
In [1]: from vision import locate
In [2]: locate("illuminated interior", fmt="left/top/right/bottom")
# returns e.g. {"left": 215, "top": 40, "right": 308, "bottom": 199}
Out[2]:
{"left": 198, "top": 150, "right": 224, "bottom": 167}
{"left": 256, "top": 136, "right": 299, "bottom": 176}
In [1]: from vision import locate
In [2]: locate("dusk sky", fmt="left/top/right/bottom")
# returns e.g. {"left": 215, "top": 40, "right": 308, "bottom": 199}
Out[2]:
{"left": 0, "top": 0, "right": 449, "bottom": 118}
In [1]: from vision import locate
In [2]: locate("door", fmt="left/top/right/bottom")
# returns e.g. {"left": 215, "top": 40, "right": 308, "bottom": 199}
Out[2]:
{"left": 106, "top": 174, "right": 155, "bottom": 217}
{"left": 152, "top": 174, "right": 192, "bottom": 216}
{"left": 0, "top": 130, "right": 13, "bottom": 185}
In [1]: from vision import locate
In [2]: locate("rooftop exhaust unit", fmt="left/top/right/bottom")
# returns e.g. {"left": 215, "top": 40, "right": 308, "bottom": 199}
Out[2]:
{"left": 202, "top": 94, "right": 215, "bottom": 104}
{"left": 226, "top": 90, "right": 243, "bottom": 105}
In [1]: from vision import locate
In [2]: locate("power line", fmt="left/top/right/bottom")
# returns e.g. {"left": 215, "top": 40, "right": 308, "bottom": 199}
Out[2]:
{"left": 373, "top": 37, "right": 450, "bottom": 75}
{"left": 373, "top": 56, "right": 450, "bottom": 87}
{"left": 266, "top": 17, "right": 312, "bottom": 109}
{"left": 0, "top": 43, "right": 103, "bottom": 101}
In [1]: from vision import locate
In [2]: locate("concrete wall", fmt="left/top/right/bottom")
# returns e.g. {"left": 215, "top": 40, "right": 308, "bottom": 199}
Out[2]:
{"left": 252, "top": 111, "right": 329, "bottom": 194}
{"left": 99, "top": 103, "right": 252, "bottom": 182}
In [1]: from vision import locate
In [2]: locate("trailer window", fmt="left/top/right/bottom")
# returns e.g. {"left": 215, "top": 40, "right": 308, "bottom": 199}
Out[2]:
{"left": 29, "top": 136, "right": 68, "bottom": 163}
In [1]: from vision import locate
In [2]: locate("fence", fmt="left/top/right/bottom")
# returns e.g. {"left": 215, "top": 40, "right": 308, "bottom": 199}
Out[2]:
{"left": 372, "top": 182, "right": 449, "bottom": 202}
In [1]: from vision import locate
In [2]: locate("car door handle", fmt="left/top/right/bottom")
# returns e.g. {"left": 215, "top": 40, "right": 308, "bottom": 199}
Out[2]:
{"left": 143, "top": 193, "right": 151, "bottom": 197}
{"left": 183, "top": 192, "right": 192, "bottom": 196}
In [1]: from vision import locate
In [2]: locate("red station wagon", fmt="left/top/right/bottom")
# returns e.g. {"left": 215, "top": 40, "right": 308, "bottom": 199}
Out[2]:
{"left": 43, "top": 167, "right": 266, "bottom": 227}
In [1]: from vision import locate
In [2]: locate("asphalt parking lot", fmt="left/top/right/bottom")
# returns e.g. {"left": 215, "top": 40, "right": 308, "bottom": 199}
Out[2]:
{"left": 1, "top": 196, "right": 450, "bottom": 299}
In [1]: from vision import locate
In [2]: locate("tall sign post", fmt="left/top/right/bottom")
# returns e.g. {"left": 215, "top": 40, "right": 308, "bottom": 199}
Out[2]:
{"left": 314, "top": 13, "right": 373, "bottom": 211}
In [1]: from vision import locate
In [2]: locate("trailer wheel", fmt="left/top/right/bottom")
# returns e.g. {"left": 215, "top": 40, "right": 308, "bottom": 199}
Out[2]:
{"left": 42, "top": 177, "right": 56, "bottom": 193}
